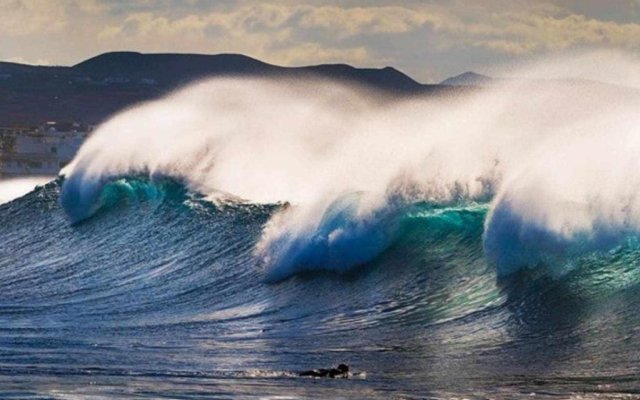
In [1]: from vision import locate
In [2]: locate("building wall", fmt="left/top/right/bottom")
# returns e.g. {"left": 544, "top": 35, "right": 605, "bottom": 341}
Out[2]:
{"left": 0, "top": 124, "right": 91, "bottom": 178}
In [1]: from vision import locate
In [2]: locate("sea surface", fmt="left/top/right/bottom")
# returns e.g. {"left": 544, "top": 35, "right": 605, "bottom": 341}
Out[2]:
{"left": 1, "top": 178, "right": 639, "bottom": 399}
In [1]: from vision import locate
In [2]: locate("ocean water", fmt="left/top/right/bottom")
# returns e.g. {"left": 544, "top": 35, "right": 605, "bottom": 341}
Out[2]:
{"left": 3, "top": 52, "right": 640, "bottom": 398}
{"left": 2, "top": 179, "right": 640, "bottom": 399}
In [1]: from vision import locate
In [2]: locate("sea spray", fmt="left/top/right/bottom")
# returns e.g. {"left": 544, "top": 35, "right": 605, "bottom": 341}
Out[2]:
{"left": 60, "top": 51, "right": 640, "bottom": 278}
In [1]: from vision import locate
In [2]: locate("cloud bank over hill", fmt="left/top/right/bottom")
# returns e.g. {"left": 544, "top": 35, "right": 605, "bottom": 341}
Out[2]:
{"left": 2, "top": 0, "right": 640, "bottom": 82}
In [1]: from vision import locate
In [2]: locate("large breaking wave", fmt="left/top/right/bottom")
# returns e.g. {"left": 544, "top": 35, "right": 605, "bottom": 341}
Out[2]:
{"left": 59, "top": 51, "right": 640, "bottom": 280}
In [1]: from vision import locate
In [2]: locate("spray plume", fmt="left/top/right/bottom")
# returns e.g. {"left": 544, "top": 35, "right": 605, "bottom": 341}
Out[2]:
{"left": 60, "top": 51, "right": 640, "bottom": 279}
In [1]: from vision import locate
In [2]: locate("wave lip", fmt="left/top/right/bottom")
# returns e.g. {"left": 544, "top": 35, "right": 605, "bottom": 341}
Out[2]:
{"left": 60, "top": 171, "right": 188, "bottom": 223}
{"left": 485, "top": 197, "right": 640, "bottom": 278}
{"left": 484, "top": 173, "right": 640, "bottom": 278}
{"left": 257, "top": 193, "right": 403, "bottom": 281}
{"left": 60, "top": 168, "right": 105, "bottom": 223}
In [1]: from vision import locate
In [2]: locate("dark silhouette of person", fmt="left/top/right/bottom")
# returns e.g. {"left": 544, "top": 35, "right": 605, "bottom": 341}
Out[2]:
{"left": 299, "top": 364, "right": 349, "bottom": 378}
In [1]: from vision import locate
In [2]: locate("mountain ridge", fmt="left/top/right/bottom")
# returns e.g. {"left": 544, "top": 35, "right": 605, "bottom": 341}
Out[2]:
{"left": 0, "top": 52, "right": 461, "bottom": 126}
{"left": 440, "top": 71, "right": 493, "bottom": 86}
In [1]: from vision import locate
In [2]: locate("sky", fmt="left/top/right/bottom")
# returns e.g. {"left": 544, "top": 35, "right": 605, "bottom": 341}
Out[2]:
{"left": 1, "top": 0, "right": 640, "bottom": 82}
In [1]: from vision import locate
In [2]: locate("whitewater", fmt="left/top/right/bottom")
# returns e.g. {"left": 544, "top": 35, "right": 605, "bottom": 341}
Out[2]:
{"left": 2, "top": 51, "right": 640, "bottom": 398}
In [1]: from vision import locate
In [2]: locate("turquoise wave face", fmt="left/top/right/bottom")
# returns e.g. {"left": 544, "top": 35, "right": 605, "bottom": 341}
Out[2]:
{"left": 60, "top": 170, "right": 192, "bottom": 224}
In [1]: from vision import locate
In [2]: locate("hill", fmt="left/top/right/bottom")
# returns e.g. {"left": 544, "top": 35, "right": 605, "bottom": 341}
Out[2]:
{"left": 440, "top": 71, "right": 493, "bottom": 86}
{"left": 0, "top": 52, "right": 447, "bottom": 126}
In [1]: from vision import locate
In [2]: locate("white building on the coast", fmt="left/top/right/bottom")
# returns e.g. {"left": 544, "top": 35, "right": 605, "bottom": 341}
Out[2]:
{"left": 0, "top": 122, "right": 92, "bottom": 178}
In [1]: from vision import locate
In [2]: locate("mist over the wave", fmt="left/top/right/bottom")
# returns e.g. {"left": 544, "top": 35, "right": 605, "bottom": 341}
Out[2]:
{"left": 61, "top": 51, "right": 640, "bottom": 279}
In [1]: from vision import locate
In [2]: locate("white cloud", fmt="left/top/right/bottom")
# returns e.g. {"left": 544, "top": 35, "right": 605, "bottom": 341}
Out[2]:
{"left": 0, "top": 0, "right": 67, "bottom": 36}
{"left": 3, "top": 1, "right": 640, "bottom": 81}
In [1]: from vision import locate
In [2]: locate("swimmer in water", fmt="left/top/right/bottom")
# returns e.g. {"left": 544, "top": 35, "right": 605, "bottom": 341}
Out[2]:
{"left": 299, "top": 364, "right": 349, "bottom": 378}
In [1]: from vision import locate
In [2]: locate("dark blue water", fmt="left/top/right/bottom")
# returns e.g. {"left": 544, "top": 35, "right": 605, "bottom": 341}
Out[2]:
{"left": 1, "top": 178, "right": 639, "bottom": 399}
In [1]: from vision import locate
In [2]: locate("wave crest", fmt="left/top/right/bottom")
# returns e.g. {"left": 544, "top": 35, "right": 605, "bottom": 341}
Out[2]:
{"left": 60, "top": 53, "right": 640, "bottom": 279}
{"left": 61, "top": 173, "right": 189, "bottom": 223}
